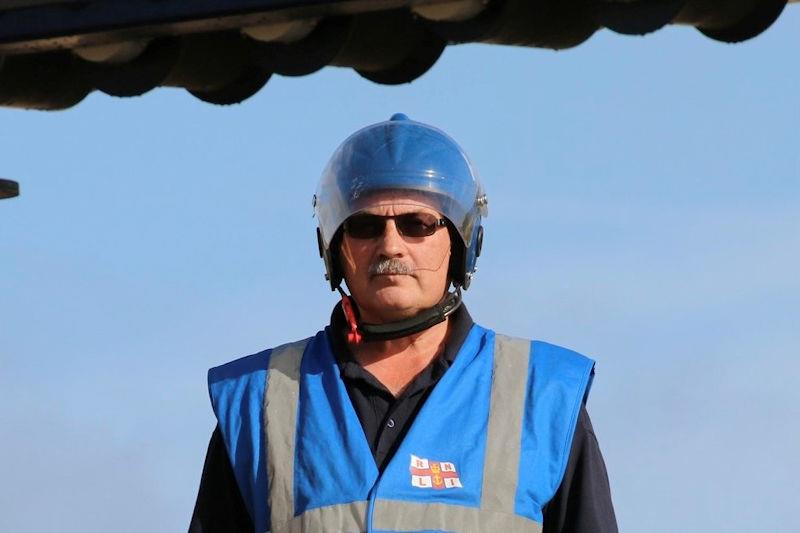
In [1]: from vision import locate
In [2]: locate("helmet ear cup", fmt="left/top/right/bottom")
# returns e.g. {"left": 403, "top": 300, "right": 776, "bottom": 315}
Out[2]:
{"left": 446, "top": 222, "right": 465, "bottom": 287}
{"left": 318, "top": 227, "right": 345, "bottom": 290}
{"left": 446, "top": 221, "right": 484, "bottom": 289}
{"left": 330, "top": 230, "right": 345, "bottom": 290}
{"left": 461, "top": 222, "right": 483, "bottom": 290}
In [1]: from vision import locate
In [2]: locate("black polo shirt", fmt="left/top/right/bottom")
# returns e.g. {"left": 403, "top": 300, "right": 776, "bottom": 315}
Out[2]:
{"left": 330, "top": 302, "right": 471, "bottom": 472}
{"left": 190, "top": 305, "right": 617, "bottom": 532}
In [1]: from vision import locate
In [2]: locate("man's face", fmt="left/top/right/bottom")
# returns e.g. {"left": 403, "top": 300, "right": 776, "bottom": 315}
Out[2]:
{"left": 339, "top": 195, "right": 451, "bottom": 324}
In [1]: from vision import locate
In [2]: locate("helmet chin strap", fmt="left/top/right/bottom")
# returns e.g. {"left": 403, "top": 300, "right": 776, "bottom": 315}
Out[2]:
{"left": 337, "top": 286, "right": 463, "bottom": 343}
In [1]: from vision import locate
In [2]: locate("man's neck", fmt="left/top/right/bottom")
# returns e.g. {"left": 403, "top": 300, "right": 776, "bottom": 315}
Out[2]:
{"left": 350, "top": 318, "right": 451, "bottom": 397}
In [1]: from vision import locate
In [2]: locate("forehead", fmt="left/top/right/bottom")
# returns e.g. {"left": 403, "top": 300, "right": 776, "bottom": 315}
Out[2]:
{"left": 353, "top": 191, "right": 441, "bottom": 215}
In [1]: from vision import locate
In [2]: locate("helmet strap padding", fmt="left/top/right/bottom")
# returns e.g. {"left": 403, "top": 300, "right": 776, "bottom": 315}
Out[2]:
{"left": 340, "top": 286, "right": 462, "bottom": 343}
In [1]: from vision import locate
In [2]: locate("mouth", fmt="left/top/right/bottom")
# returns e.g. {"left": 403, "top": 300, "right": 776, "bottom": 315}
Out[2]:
{"left": 370, "top": 272, "right": 411, "bottom": 279}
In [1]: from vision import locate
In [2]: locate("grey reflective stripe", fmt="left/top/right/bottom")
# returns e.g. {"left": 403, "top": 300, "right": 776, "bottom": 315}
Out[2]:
{"left": 265, "top": 335, "right": 539, "bottom": 533}
{"left": 265, "top": 338, "right": 310, "bottom": 532}
{"left": 281, "top": 499, "right": 542, "bottom": 533}
{"left": 272, "top": 501, "right": 368, "bottom": 533}
{"left": 481, "top": 334, "right": 530, "bottom": 515}
{"left": 372, "top": 500, "right": 542, "bottom": 532}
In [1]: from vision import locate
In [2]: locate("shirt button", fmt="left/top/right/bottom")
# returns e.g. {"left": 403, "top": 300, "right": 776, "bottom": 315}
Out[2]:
{"left": 387, "top": 418, "right": 395, "bottom": 428}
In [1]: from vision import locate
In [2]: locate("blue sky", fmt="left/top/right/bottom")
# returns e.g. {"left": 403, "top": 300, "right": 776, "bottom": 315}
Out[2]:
{"left": 2, "top": 10, "right": 798, "bottom": 532}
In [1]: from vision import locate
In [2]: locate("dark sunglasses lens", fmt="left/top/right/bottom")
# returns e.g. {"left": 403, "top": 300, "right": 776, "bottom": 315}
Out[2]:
{"left": 344, "top": 212, "right": 441, "bottom": 239}
{"left": 344, "top": 215, "right": 385, "bottom": 239}
{"left": 396, "top": 213, "right": 440, "bottom": 237}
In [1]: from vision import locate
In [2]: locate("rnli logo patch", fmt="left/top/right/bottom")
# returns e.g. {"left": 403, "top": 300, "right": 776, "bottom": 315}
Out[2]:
{"left": 409, "top": 454, "right": 462, "bottom": 489}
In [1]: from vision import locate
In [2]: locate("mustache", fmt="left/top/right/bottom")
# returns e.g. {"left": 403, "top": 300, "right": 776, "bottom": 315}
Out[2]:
{"left": 368, "top": 258, "right": 414, "bottom": 276}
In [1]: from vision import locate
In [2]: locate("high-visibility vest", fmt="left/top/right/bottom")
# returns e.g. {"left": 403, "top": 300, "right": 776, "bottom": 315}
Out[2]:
{"left": 209, "top": 324, "right": 594, "bottom": 533}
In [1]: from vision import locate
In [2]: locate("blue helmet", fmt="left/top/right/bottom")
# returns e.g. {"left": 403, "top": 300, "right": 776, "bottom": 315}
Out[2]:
{"left": 314, "top": 113, "right": 487, "bottom": 290}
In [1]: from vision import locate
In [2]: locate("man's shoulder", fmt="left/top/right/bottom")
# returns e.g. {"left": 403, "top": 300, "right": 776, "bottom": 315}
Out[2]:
{"left": 479, "top": 326, "right": 595, "bottom": 365}
{"left": 208, "top": 348, "right": 271, "bottom": 386}
{"left": 207, "top": 333, "right": 321, "bottom": 386}
{"left": 206, "top": 333, "right": 322, "bottom": 417}
{"left": 529, "top": 338, "right": 595, "bottom": 366}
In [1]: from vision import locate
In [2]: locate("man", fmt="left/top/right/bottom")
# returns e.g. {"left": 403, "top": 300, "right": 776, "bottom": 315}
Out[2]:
{"left": 190, "top": 114, "right": 617, "bottom": 532}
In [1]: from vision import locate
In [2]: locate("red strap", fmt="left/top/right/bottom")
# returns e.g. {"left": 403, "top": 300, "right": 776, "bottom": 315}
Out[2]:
{"left": 340, "top": 295, "right": 363, "bottom": 344}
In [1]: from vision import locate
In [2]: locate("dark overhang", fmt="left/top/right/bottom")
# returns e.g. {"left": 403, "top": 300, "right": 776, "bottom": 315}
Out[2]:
{"left": 0, "top": 0, "right": 795, "bottom": 110}
{"left": 0, "top": 178, "right": 20, "bottom": 199}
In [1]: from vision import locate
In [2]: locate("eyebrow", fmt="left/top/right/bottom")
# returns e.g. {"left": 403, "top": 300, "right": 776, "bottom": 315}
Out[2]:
{"left": 358, "top": 207, "right": 440, "bottom": 215}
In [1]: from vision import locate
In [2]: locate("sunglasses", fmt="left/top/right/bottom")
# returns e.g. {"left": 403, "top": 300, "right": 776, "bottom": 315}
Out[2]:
{"left": 343, "top": 212, "right": 447, "bottom": 239}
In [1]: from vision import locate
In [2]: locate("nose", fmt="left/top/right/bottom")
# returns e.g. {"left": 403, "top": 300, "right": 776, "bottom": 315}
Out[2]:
{"left": 376, "top": 218, "right": 405, "bottom": 257}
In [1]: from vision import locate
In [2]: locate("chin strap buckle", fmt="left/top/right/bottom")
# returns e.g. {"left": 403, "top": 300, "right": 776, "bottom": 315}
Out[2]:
{"left": 339, "top": 291, "right": 363, "bottom": 344}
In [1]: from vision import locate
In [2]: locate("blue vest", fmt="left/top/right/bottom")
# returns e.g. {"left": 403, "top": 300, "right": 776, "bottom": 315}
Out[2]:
{"left": 208, "top": 324, "right": 594, "bottom": 533}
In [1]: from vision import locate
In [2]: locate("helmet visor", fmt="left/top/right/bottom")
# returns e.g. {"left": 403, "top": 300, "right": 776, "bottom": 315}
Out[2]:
{"left": 315, "top": 120, "right": 486, "bottom": 248}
